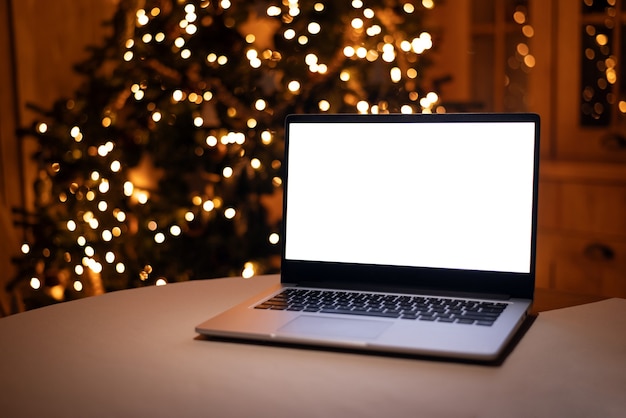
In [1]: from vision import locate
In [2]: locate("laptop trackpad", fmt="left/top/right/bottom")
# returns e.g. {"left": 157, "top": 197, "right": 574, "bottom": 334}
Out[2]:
{"left": 277, "top": 315, "right": 392, "bottom": 340}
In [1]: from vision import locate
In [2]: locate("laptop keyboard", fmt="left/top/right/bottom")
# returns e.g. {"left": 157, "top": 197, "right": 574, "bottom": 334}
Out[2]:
{"left": 254, "top": 288, "right": 508, "bottom": 326}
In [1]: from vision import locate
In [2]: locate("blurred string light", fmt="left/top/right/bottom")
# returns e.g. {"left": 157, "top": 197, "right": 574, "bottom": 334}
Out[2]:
{"left": 20, "top": 0, "right": 441, "bottom": 299}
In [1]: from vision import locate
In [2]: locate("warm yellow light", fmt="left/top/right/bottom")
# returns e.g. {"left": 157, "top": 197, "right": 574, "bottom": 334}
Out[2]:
{"left": 284, "top": 29, "right": 296, "bottom": 40}
{"left": 305, "top": 53, "right": 318, "bottom": 65}
{"left": 288, "top": 80, "right": 301, "bottom": 92}
{"left": 89, "top": 260, "right": 103, "bottom": 274}
{"left": 267, "top": 5, "right": 281, "bottom": 16}
{"left": 522, "top": 25, "right": 534, "bottom": 38}
{"left": 366, "top": 25, "right": 381, "bottom": 37}
{"left": 517, "top": 43, "right": 529, "bottom": 56}
{"left": 73, "top": 281, "right": 83, "bottom": 292}
{"left": 261, "top": 130, "right": 272, "bottom": 144}
{"left": 223, "top": 167, "right": 233, "bottom": 178}
{"left": 30, "top": 277, "right": 41, "bottom": 290}
{"left": 203, "top": 200, "right": 215, "bottom": 212}
{"left": 242, "top": 262, "right": 255, "bottom": 279}
{"left": 106, "top": 253, "right": 116, "bottom": 265}
{"left": 136, "top": 191, "right": 149, "bottom": 204}
{"left": 269, "top": 233, "right": 280, "bottom": 244}
{"left": 596, "top": 34, "right": 608, "bottom": 46}
{"left": 319, "top": 100, "right": 331, "bottom": 111}
{"left": 136, "top": 9, "right": 149, "bottom": 26}
{"left": 123, "top": 181, "right": 134, "bottom": 196}
{"left": 156, "top": 278, "right": 167, "bottom": 286}
{"left": 170, "top": 225, "right": 182, "bottom": 236}
{"left": 224, "top": 208, "right": 236, "bottom": 219}
{"left": 206, "top": 135, "right": 218, "bottom": 146}
{"left": 154, "top": 233, "right": 165, "bottom": 243}
{"left": 255, "top": 99, "right": 267, "bottom": 110}
{"left": 115, "top": 210, "right": 126, "bottom": 222}
{"left": 390, "top": 67, "right": 402, "bottom": 82}
{"left": 99, "top": 179, "right": 110, "bottom": 193}
{"left": 382, "top": 43, "right": 395, "bottom": 62}
{"left": 412, "top": 32, "right": 433, "bottom": 53}
{"left": 308, "top": 22, "right": 321, "bottom": 34}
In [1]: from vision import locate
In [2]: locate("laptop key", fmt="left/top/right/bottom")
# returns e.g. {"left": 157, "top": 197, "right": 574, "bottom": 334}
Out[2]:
{"left": 320, "top": 309, "right": 401, "bottom": 318}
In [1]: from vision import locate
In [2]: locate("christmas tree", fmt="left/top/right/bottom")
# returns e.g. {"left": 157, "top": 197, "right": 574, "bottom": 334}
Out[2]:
{"left": 11, "top": 0, "right": 438, "bottom": 309}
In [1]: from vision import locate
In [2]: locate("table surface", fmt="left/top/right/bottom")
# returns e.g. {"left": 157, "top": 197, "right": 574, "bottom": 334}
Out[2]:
{"left": 1, "top": 274, "right": 625, "bottom": 417}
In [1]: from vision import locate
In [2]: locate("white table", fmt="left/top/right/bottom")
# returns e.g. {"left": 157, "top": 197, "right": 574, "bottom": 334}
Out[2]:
{"left": 1, "top": 274, "right": 625, "bottom": 417}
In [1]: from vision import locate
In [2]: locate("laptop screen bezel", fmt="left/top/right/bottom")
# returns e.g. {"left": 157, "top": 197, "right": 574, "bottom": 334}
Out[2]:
{"left": 280, "top": 113, "right": 540, "bottom": 300}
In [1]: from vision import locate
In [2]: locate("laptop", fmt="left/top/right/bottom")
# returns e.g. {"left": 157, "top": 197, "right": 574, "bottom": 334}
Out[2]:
{"left": 196, "top": 112, "right": 540, "bottom": 361}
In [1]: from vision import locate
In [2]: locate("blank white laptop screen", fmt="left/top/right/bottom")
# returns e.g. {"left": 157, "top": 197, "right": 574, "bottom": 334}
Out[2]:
{"left": 284, "top": 121, "right": 536, "bottom": 274}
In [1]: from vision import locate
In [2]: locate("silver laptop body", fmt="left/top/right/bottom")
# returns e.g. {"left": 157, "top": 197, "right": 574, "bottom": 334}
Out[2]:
{"left": 196, "top": 112, "right": 540, "bottom": 361}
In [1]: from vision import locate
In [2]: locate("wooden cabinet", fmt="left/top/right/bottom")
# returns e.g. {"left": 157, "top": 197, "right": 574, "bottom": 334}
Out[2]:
{"left": 435, "top": 0, "right": 626, "bottom": 297}
{"left": 532, "top": 0, "right": 626, "bottom": 297}
{"left": 537, "top": 162, "right": 626, "bottom": 297}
